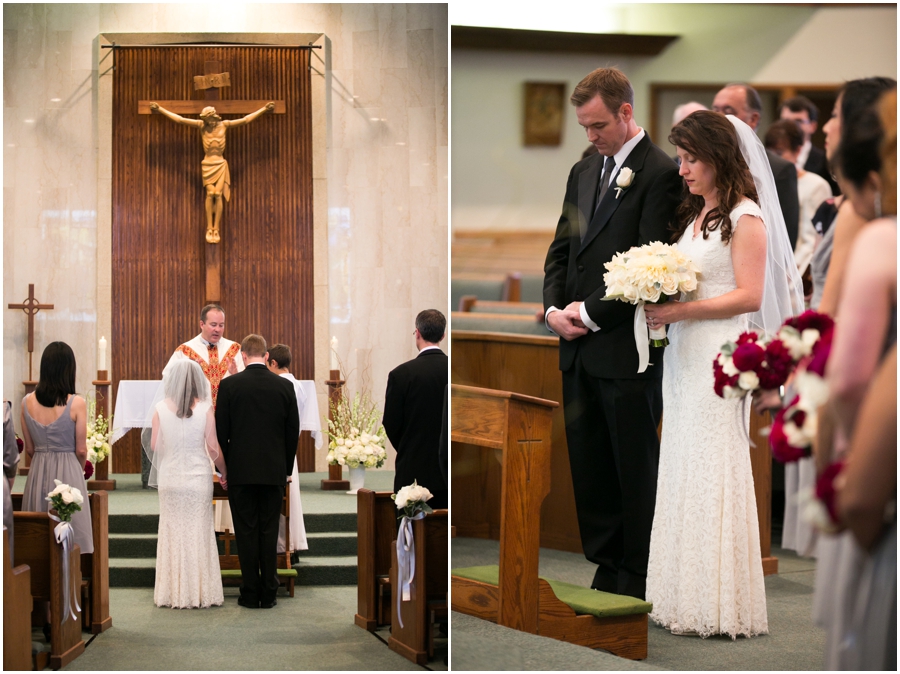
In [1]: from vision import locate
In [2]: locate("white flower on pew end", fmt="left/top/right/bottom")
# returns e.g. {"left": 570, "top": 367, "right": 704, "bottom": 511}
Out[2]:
{"left": 392, "top": 480, "right": 434, "bottom": 519}
{"left": 45, "top": 480, "right": 83, "bottom": 522}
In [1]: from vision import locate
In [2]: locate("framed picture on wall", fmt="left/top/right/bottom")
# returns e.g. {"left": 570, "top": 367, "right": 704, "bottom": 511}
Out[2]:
{"left": 524, "top": 82, "right": 566, "bottom": 146}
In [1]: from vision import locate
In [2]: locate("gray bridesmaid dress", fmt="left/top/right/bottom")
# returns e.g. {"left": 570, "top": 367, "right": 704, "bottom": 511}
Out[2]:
{"left": 21, "top": 395, "right": 93, "bottom": 556}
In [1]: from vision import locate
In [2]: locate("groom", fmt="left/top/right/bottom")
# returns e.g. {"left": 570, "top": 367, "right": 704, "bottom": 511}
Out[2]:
{"left": 215, "top": 334, "right": 299, "bottom": 608}
{"left": 543, "top": 67, "right": 681, "bottom": 600}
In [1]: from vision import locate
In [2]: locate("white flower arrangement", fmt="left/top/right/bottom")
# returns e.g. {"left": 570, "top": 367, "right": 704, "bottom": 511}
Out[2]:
{"left": 46, "top": 479, "right": 84, "bottom": 522}
{"left": 392, "top": 480, "right": 434, "bottom": 519}
{"left": 326, "top": 391, "right": 388, "bottom": 469}
{"left": 86, "top": 398, "right": 112, "bottom": 465}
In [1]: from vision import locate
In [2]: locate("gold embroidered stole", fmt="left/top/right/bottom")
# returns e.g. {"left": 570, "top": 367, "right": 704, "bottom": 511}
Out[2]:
{"left": 178, "top": 342, "right": 241, "bottom": 407}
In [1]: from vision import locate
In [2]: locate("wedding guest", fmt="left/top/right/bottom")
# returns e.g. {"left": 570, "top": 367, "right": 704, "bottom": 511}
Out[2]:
{"left": 382, "top": 310, "right": 448, "bottom": 509}
{"left": 765, "top": 119, "right": 833, "bottom": 275}
{"left": 3, "top": 400, "right": 20, "bottom": 565}
{"left": 780, "top": 95, "right": 840, "bottom": 194}
{"left": 712, "top": 83, "right": 800, "bottom": 248}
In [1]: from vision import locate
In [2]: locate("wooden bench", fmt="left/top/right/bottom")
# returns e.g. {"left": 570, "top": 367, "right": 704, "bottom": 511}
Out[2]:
{"left": 4, "top": 529, "right": 32, "bottom": 671}
{"left": 460, "top": 299, "right": 544, "bottom": 317}
{"left": 354, "top": 489, "right": 397, "bottom": 631}
{"left": 450, "top": 311, "right": 550, "bottom": 337}
{"left": 452, "top": 273, "right": 522, "bottom": 310}
{"left": 80, "top": 491, "right": 112, "bottom": 634}
{"left": 388, "top": 509, "right": 448, "bottom": 665}
{"left": 451, "top": 384, "right": 653, "bottom": 659}
{"left": 214, "top": 482, "right": 297, "bottom": 597}
{"left": 13, "top": 511, "right": 85, "bottom": 669}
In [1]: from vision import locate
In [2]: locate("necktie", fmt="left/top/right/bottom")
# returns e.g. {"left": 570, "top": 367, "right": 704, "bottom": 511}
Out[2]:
{"left": 595, "top": 155, "right": 616, "bottom": 213}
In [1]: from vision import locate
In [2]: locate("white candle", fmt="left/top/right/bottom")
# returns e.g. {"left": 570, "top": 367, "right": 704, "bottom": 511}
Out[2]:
{"left": 99, "top": 336, "right": 107, "bottom": 371}
{"left": 330, "top": 336, "right": 338, "bottom": 371}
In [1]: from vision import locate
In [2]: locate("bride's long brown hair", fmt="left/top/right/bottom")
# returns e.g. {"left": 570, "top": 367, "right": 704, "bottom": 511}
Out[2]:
{"left": 668, "top": 111, "right": 758, "bottom": 245}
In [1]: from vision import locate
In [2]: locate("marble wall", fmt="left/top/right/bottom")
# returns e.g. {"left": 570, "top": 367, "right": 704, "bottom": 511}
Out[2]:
{"left": 3, "top": 4, "right": 449, "bottom": 472}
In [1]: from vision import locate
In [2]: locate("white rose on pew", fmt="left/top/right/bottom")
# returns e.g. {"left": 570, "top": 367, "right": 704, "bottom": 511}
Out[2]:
{"left": 70, "top": 487, "right": 83, "bottom": 505}
{"left": 394, "top": 486, "right": 411, "bottom": 509}
{"left": 61, "top": 490, "right": 75, "bottom": 504}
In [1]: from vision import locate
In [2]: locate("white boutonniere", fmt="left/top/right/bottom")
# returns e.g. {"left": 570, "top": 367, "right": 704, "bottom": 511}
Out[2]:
{"left": 614, "top": 167, "right": 634, "bottom": 199}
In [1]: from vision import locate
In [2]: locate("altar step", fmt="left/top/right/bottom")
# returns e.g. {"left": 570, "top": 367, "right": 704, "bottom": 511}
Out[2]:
{"left": 107, "top": 512, "right": 359, "bottom": 588}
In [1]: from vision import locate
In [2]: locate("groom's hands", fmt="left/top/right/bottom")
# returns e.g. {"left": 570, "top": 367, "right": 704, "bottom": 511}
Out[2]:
{"left": 548, "top": 306, "right": 588, "bottom": 341}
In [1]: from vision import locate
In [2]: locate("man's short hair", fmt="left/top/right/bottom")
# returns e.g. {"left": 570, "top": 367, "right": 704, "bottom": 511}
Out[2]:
{"left": 415, "top": 310, "right": 446, "bottom": 344}
{"left": 267, "top": 343, "right": 292, "bottom": 369}
{"left": 725, "top": 83, "right": 763, "bottom": 113}
{"left": 781, "top": 95, "right": 819, "bottom": 123}
{"left": 571, "top": 67, "right": 634, "bottom": 113}
{"left": 241, "top": 334, "right": 267, "bottom": 357}
{"left": 200, "top": 303, "right": 225, "bottom": 322}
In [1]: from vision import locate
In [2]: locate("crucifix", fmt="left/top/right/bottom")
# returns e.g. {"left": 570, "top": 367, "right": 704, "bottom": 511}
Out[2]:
{"left": 8, "top": 283, "right": 54, "bottom": 385}
{"left": 139, "top": 61, "right": 285, "bottom": 303}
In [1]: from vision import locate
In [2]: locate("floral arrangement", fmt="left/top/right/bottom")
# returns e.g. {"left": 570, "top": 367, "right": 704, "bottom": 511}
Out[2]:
{"left": 603, "top": 241, "right": 700, "bottom": 347}
{"left": 392, "top": 480, "right": 434, "bottom": 519}
{"left": 83, "top": 459, "right": 94, "bottom": 481}
{"left": 326, "top": 391, "right": 388, "bottom": 469}
{"left": 46, "top": 480, "right": 84, "bottom": 522}
{"left": 798, "top": 460, "right": 845, "bottom": 533}
{"left": 86, "top": 398, "right": 112, "bottom": 465}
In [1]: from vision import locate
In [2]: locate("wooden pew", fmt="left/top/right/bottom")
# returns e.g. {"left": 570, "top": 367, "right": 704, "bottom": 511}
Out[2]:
{"left": 4, "top": 529, "right": 32, "bottom": 672}
{"left": 450, "top": 384, "right": 651, "bottom": 659}
{"left": 388, "top": 509, "right": 448, "bottom": 665}
{"left": 214, "top": 482, "right": 298, "bottom": 596}
{"left": 81, "top": 491, "right": 112, "bottom": 634}
{"left": 451, "top": 329, "right": 779, "bottom": 573}
{"left": 354, "top": 489, "right": 397, "bottom": 631}
{"left": 460, "top": 299, "right": 544, "bottom": 317}
{"left": 13, "top": 511, "right": 85, "bottom": 669}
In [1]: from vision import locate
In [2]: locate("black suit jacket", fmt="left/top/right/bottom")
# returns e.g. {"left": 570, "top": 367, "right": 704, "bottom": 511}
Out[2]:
{"left": 767, "top": 149, "right": 800, "bottom": 250}
{"left": 382, "top": 348, "right": 448, "bottom": 491}
{"left": 215, "top": 363, "right": 300, "bottom": 486}
{"left": 804, "top": 144, "right": 840, "bottom": 195}
{"left": 543, "top": 134, "right": 683, "bottom": 379}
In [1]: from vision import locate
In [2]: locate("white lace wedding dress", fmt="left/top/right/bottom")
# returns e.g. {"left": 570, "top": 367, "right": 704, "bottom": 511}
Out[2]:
{"left": 154, "top": 400, "right": 224, "bottom": 608}
{"left": 646, "top": 199, "right": 768, "bottom": 638}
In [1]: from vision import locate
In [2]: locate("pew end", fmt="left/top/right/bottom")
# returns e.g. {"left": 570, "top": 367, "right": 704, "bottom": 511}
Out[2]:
{"left": 354, "top": 489, "right": 397, "bottom": 632}
{"left": 4, "top": 528, "right": 32, "bottom": 671}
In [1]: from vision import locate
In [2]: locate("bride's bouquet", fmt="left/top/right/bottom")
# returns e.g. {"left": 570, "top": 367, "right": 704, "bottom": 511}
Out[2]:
{"left": 603, "top": 241, "right": 699, "bottom": 372}
{"left": 326, "top": 391, "right": 388, "bottom": 469}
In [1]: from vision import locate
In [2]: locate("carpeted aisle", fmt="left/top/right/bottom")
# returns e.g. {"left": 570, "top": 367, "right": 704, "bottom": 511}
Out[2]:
{"left": 451, "top": 537, "right": 824, "bottom": 671}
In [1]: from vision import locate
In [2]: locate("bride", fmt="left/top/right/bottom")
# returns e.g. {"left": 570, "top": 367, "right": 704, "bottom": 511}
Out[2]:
{"left": 147, "top": 359, "right": 228, "bottom": 609}
{"left": 644, "top": 111, "right": 803, "bottom": 638}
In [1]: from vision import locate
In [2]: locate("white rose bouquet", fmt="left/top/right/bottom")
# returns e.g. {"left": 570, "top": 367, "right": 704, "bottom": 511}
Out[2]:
{"left": 86, "top": 397, "right": 112, "bottom": 465}
{"left": 326, "top": 391, "right": 388, "bottom": 469}
{"left": 603, "top": 241, "right": 699, "bottom": 371}
{"left": 46, "top": 480, "right": 84, "bottom": 522}
{"left": 392, "top": 480, "right": 434, "bottom": 519}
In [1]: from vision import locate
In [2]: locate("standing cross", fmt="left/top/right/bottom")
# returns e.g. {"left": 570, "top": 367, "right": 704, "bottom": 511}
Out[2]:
{"left": 138, "top": 61, "right": 285, "bottom": 303}
{"left": 8, "top": 283, "right": 54, "bottom": 381}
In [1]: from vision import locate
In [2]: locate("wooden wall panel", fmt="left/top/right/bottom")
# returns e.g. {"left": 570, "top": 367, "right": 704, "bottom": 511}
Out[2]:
{"left": 112, "top": 47, "right": 314, "bottom": 473}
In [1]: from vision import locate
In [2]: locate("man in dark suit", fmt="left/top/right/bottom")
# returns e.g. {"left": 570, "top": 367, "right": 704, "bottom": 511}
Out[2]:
{"left": 780, "top": 95, "right": 840, "bottom": 195}
{"left": 215, "top": 334, "right": 300, "bottom": 609}
{"left": 713, "top": 84, "right": 801, "bottom": 249}
{"left": 382, "top": 309, "right": 448, "bottom": 509}
{"left": 543, "top": 67, "right": 682, "bottom": 600}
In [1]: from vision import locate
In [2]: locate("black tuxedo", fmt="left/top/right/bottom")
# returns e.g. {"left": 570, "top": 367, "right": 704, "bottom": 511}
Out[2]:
{"left": 767, "top": 149, "right": 801, "bottom": 250}
{"left": 543, "top": 133, "right": 681, "bottom": 599}
{"left": 804, "top": 144, "right": 840, "bottom": 195}
{"left": 215, "top": 363, "right": 300, "bottom": 606}
{"left": 382, "top": 348, "right": 448, "bottom": 509}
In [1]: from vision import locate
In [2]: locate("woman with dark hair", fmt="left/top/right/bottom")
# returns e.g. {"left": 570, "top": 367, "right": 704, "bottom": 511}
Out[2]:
{"left": 643, "top": 111, "right": 803, "bottom": 638}
{"left": 20, "top": 341, "right": 93, "bottom": 554}
{"left": 146, "top": 359, "right": 227, "bottom": 608}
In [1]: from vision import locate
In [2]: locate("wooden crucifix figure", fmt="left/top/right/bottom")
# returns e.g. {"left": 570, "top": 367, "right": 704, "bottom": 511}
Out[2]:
{"left": 7, "top": 283, "right": 53, "bottom": 383}
{"left": 139, "top": 60, "right": 285, "bottom": 302}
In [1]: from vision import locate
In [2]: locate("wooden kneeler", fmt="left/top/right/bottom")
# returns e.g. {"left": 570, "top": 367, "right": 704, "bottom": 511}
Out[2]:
{"left": 214, "top": 482, "right": 297, "bottom": 596}
{"left": 450, "top": 384, "right": 650, "bottom": 660}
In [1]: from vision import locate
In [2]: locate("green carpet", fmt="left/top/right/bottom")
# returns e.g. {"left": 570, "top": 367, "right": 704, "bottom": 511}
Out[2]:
{"left": 451, "top": 537, "right": 824, "bottom": 671}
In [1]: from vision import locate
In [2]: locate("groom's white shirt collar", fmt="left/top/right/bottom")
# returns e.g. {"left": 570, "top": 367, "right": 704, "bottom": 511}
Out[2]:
{"left": 603, "top": 128, "right": 645, "bottom": 187}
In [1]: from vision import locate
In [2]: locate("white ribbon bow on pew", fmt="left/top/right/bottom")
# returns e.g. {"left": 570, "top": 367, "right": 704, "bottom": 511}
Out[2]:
{"left": 395, "top": 511, "right": 427, "bottom": 629}
{"left": 48, "top": 514, "right": 81, "bottom": 625}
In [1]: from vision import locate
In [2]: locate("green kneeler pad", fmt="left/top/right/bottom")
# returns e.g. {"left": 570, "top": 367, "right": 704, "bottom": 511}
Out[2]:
{"left": 221, "top": 569, "right": 298, "bottom": 578}
{"left": 452, "top": 565, "right": 652, "bottom": 618}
